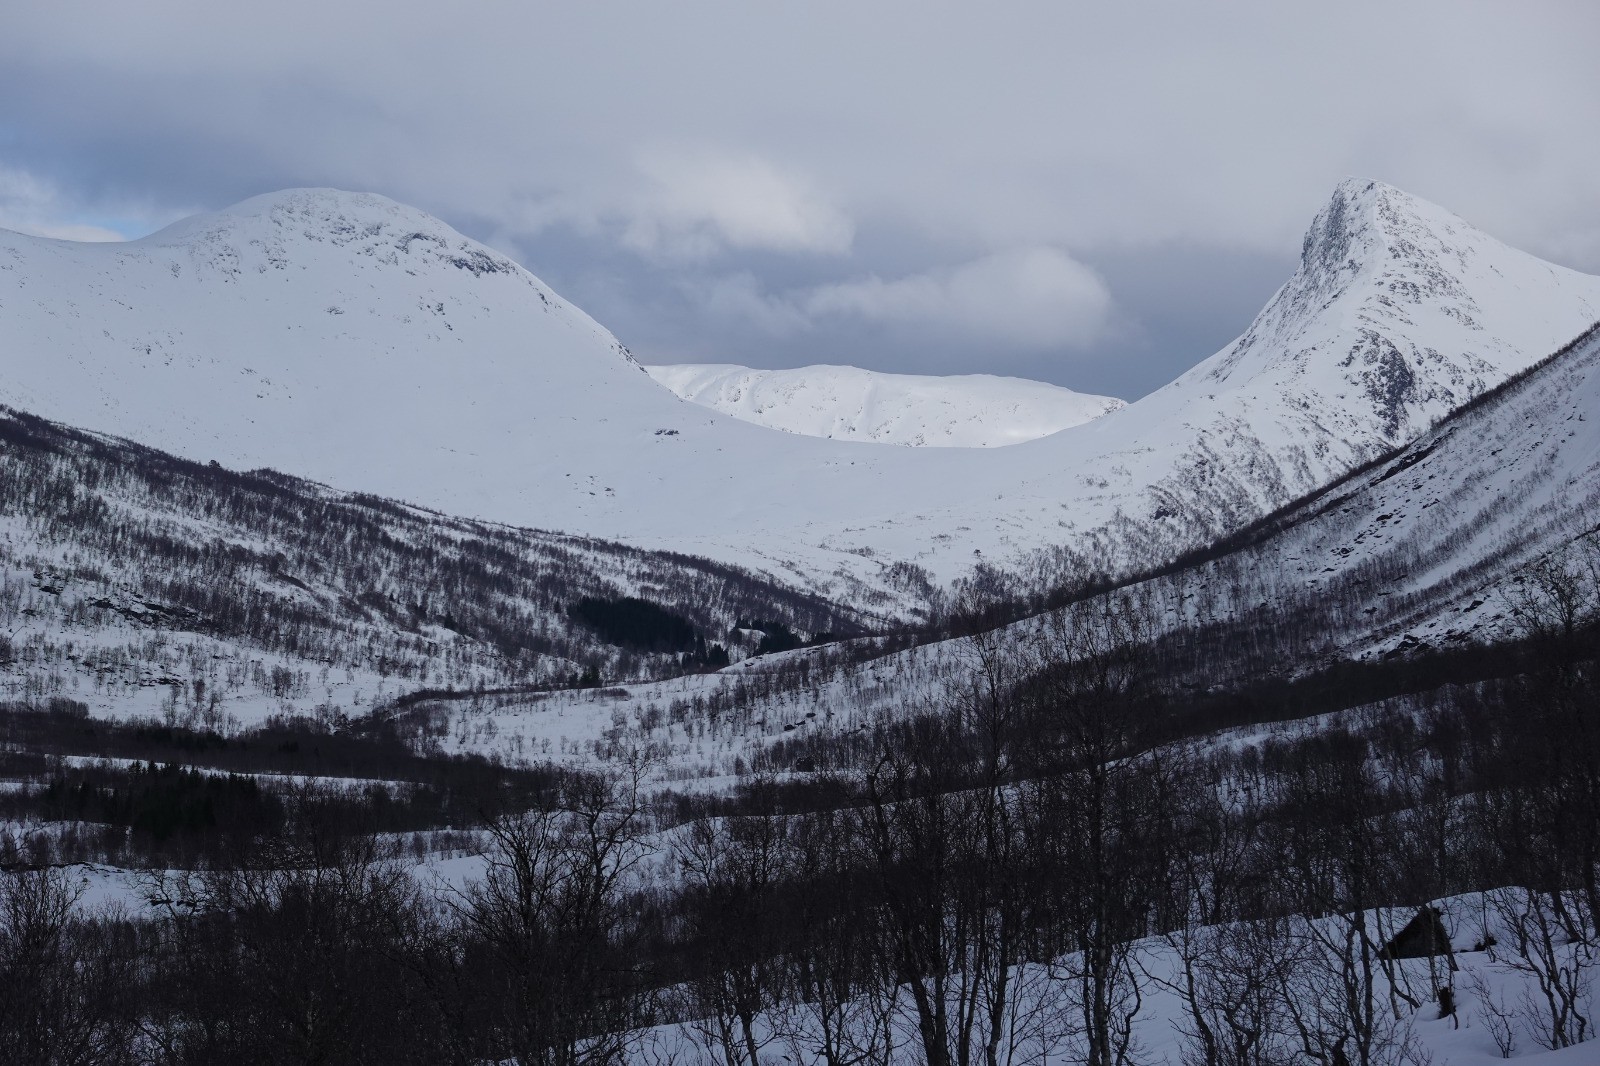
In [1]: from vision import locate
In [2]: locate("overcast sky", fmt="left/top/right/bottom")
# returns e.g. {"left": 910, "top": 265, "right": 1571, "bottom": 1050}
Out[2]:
{"left": 3, "top": 1, "right": 1597, "bottom": 398}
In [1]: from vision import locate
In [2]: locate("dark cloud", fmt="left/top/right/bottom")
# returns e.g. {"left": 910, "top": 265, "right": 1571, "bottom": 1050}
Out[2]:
{"left": 2, "top": 1, "right": 1596, "bottom": 398}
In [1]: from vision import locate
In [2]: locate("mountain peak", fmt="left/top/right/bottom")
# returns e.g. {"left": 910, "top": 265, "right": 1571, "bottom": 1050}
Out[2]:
{"left": 139, "top": 187, "right": 527, "bottom": 282}
{"left": 1300, "top": 178, "right": 1380, "bottom": 275}
{"left": 153, "top": 187, "right": 446, "bottom": 234}
{"left": 1293, "top": 178, "right": 1452, "bottom": 304}
{"left": 1189, "top": 177, "right": 1599, "bottom": 444}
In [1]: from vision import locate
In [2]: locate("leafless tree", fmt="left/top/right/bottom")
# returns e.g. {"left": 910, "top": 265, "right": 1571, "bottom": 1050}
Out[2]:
{"left": 774, "top": 805, "right": 900, "bottom": 1066}
{"left": 1018, "top": 593, "right": 1166, "bottom": 1066}
{"left": 678, "top": 807, "right": 791, "bottom": 1066}
{"left": 458, "top": 759, "right": 654, "bottom": 1066}
{"left": 0, "top": 867, "right": 136, "bottom": 1065}
{"left": 1485, "top": 886, "right": 1593, "bottom": 1050}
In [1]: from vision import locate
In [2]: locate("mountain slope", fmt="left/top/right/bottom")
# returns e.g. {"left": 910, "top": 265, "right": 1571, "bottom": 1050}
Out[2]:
{"left": 1169, "top": 317, "right": 1600, "bottom": 657}
{"left": 983, "top": 179, "right": 1600, "bottom": 585}
{"left": 644, "top": 363, "right": 1123, "bottom": 447}
{"left": 0, "top": 407, "right": 867, "bottom": 726}
{"left": 2, "top": 180, "right": 1595, "bottom": 597}
{"left": 425, "top": 319, "right": 1600, "bottom": 777}
{"left": 0, "top": 188, "right": 655, "bottom": 513}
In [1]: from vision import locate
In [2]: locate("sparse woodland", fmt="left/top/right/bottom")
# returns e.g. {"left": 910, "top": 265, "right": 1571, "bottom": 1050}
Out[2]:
{"left": 4, "top": 529, "right": 1599, "bottom": 1065}
{"left": 0, "top": 407, "right": 873, "bottom": 723}
{"left": 4, "top": 128, "right": 1600, "bottom": 1066}
{"left": 2, "top": 334, "right": 1600, "bottom": 1064}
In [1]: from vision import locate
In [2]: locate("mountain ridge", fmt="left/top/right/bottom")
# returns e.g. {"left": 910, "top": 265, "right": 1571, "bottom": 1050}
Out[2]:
{"left": 1, "top": 179, "right": 1595, "bottom": 598}
{"left": 644, "top": 363, "right": 1124, "bottom": 447}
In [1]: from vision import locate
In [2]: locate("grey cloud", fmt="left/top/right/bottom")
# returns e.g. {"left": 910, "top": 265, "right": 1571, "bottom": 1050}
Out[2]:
{"left": 621, "top": 150, "right": 855, "bottom": 259}
{"left": 0, "top": 167, "right": 125, "bottom": 241}
{"left": 803, "top": 249, "right": 1112, "bottom": 350}
{"left": 650, "top": 248, "right": 1113, "bottom": 356}
{"left": 1, "top": 1, "right": 1596, "bottom": 399}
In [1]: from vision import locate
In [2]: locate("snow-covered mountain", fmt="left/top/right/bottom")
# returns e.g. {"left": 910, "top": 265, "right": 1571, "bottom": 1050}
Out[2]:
{"left": 1010, "top": 177, "right": 1600, "bottom": 581}
{"left": 424, "top": 319, "right": 1600, "bottom": 778}
{"left": 1167, "top": 318, "right": 1600, "bottom": 658}
{"left": 0, "top": 406, "right": 869, "bottom": 726}
{"left": 9, "top": 176, "right": 1598, "bottom": 1066}
{"left": 1, "top": 180, "right": 1595, "bottom": 599}
{"left": 644, "top": 363, "right": 1124, "bottom": 447}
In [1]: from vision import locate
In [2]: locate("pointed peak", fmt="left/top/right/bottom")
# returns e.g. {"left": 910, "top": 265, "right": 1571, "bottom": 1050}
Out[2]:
{"left": 1287, "top": 179, "right": 1474, "bottom": 311}
{"left": 1299, "top": 179, "right": 1471, "bottom": 270}
{"left": 1323, "top": 177, "right": 1432, "bottom": 213}
{"left": 1192, "top": 180, "right": 1506, "bottom": 392}
{"left": 1326, "top": 176, "right": 1404, "bottom": 205}
{"left": 1300, "top": 179, "right": 1382, "bottom": 272}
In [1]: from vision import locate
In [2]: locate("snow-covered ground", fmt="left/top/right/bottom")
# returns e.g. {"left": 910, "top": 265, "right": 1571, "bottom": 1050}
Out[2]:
{"left": 2, "top": 180, "right": 1595, "bottom": 599}
{"left": 46, "top": 853, "right": 1598, "bottom": 1065}
{"left": 414, "top": 317, "right": 1600, "bottom": 779}
{"left": 421, "top": 641, "right": 938, "bottom": 776}
{"left": 645, "top": 363, "right": 1124, "bottom": 447}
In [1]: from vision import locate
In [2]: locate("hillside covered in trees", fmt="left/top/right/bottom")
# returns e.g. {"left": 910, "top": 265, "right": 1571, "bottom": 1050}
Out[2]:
{"left": 0, "top": 406, "right": 874, "bottom": 730}
{"left": 2, "top": 182, "right": 1600, "bottom": 1065}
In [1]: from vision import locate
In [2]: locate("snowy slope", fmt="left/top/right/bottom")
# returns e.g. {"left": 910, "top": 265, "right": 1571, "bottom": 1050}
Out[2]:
{"left": 0, "top": 188, "right": 653, "bottom": 512}
{"left": 644, "top": 363, "right": 1123, "bottom": 447}
{"left": 1, "top": 180, "right": 1596, "bottom": 597}
{"left": 1172, "top": 319, "right": 1600, "bottom": 656}
{"left": 430, "top": 321, "right": 1600, "bottom": 777}
{"left": 0, "top": 407, "right": 871, "bottom": 729}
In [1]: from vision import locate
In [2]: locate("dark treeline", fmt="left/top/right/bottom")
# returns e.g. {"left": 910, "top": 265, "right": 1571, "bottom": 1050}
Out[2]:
{"left": 378, "top": 627, "right": 930, "bottom": 764}
{"left": 6, "top": 550, "right": 1600, "bottom": 1066}
{"left": 0, "top": 703, "right": 565, "bottom": 869}
{"left": 1, "top": 697, "right": 539, "bottom": 784}
{"left": 567, "top": 595, "right": 732, "bottom": 670}
{"left": 0, "top": 762, "right": 525, "bottom": 872}
{"left": 748, "top": 623, "right": 1567, "bottom": 782}
{"left": 569, "top": 597, "right": 699, "bottom": 655}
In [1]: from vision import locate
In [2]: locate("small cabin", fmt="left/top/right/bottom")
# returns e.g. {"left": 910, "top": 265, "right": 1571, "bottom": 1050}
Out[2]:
{"left": 1379, "top": 906, "right": 1454, "bottom": 965}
